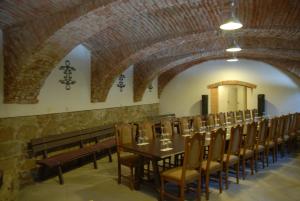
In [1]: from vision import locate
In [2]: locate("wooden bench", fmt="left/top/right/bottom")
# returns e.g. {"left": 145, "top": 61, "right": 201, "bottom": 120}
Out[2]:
{"left": 28, "top": 125, "right": 116, "bottom": 184}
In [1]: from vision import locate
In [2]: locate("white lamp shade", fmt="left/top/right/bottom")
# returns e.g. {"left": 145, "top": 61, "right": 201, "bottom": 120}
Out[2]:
{"left": 220, "top": 17, "right": 243, "bottom": 30}
{"left": 227, "top": 57, "right": 239, "bottom": 62}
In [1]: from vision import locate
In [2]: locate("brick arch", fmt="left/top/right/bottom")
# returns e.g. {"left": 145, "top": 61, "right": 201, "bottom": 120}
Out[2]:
{"left": 133, "top": 46, "right": 300, "bottom": 102}
{"left": 158, "top": 58, "right": 300, "bottom": 98}
{"left": 3, "top": 0, "right": 300, "bottom": 103}
{"left": 89, "top": 29, "right": 300, "bottom": 102}
{"left": 5, "top": 0, "right": 223, "bottom": 103}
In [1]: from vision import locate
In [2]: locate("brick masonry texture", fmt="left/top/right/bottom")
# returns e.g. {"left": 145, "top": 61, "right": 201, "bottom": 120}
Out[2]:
{"left": 0, "top": 0, "right": 299, "bottom": 103}
{"left": 0, "top": 103, "right": 159, "bottom": 201}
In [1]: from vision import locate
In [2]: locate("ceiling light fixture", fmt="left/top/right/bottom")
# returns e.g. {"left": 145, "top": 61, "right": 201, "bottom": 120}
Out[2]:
{"left": 220, "top": 0, "right": 243, "bottom": 30}
{"left": 227, "top": 57, "right": 239, "bottom": 62}
{"left": 226, "top": 40, "right": 242, "bottom": 52}
{"left": 227, "top": 53, "right": 239, "bottom": 62}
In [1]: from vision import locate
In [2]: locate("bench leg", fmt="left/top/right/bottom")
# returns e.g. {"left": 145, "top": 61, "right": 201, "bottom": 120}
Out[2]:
{"left": 93, "top": 152, "right": 98, "bottom": 169}
{"left": 108, "top": 148, "right": 112, "bottom": 163}
{"left": 58, "top": 166, "right": 64, "bottom": 185}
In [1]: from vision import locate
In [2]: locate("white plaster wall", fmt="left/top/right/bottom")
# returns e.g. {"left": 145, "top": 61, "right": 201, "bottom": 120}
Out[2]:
{"left": 160, "top": 59, "right": 300, "bottom": 117}
{"left": 0, "top": 30, "right": 159, "bottom": 117}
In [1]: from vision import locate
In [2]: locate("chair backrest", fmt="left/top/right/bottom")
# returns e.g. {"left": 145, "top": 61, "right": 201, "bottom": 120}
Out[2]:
{"left": 161, "top": 118, "right": 174, "bottom": 135}
{"left": 268, "top": 117, "right": 277, "bottom": 142}
{"left": 226, "top": 125, "right": 242, "bottom": 158}
{"left": 179, "top": 117, "right": 190, "bottom": 134}
{"left": 183, "top": 133, "right": 205, "bottom": 171}
{"left": 138, "top": 121, "right": 155, "bottom": 140}
{"left": 244, "top": 109, "right": 252, "bottom": 120}
{"left": 289, "top": 113, "right": 297, "bottom": 134}
{"left": 227, "top": 111, "right": 235, "bottom": 124}
{"left": 235, "top": 110, "right": 244, "bottom": 123}
{"left": 257, "top": 119, "right": 268, "bottom": 145}
{"left": 244, "top": 122, "right": 257, "bottom": 149}
{"left": 276, "top": 116, "right": 285, "bottom": 139}
{"left": 207, "top": 114, "right": 215, "bottom": 126}
{"left": 217, "top": 112, "right": 226, "bottom": 126}
{"left": 115, "top": 123, "right": 134, "bottom": 154}
{"left": 283, "top": 115, "right": 290, "bottom": 135}
{"left": 207, "top": 128, "right": 226, "bottom": 164}
{"left": 192, "top": 115, "right": 203, "bottom": 131}
{"left": 252, "top": 109, "right": 258, "bottom": 118}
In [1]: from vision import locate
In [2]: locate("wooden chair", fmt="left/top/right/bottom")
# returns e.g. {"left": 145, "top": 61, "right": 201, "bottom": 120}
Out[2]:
{"left": 265, "top": 118, "right": 277, "bottom": 166}
{"left": 252, "top": 109, "right": 258, "bottom": 120}
{"left": 282, "top": 115, "right": 291, "bottom": 152}
{"left": 235, "top": 110, "right": 244, "bottom": 123}
{"left": 115, "top": 123, "right": 139, "bottom": 189}
{"left": 240, "top": 122, "right": 257, "bottom": 179}
{"left": 202, "top": 128, "right": 226, "bottom": 200}
{"left": 207, "top": 114, "right": 215, "bottom": 127}
{"left": 179, "top": 117, "right": 191, "bottom": 135}
{"left": 217, "top": 112, "right": 226, "bottom": 126}
{"left": 138, "top": 121, "right": 155, "bottom": 140}
{"left": 193, "top": 115, "right": 204, "bottom": 131}
{"left": 255, "top": 119, "right": 268, "bottom": 171}
{"left": 244, "top": 109, "right": 252, "bottom": 121}
{"left": 288, "top": 113, "right": 298, "bottom": 150}
{"left": 275, "top": 116, "right": 286, "bottom": 159}
{"left": 223, "top": 125, "right": 242, "bottom": 189}
{"left": 160, "top": 133, "right": 205, "bottom": 201}
{"left": 161, "top": 118, "right": 175, "bottom": 135}
{"left": 226, "top": 111, "right": 235, "bottom": 125}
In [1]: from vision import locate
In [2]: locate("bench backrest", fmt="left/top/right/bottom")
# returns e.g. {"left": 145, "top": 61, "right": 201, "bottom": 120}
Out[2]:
{"left": 29, "top": 125, "right": 115, "bottom": 157}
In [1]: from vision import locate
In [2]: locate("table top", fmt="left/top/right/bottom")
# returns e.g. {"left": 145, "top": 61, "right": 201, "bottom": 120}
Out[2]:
{"left": 120, "top": 131, "right": 232, "bottom": 160}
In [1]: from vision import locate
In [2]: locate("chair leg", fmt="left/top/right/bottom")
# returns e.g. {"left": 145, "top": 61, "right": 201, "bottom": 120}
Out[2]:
{"left": 250, "top": 156, "right": 254, "bottom": 175}
{"left": 272, "top": 147, "right": 275, "bottom": 163}
{"left": 242, "top": 158, "right": 246, "bottom": 179}
{"left": 93, "top": 152, "right": 98, "bottom": 169}
{"left": 108, "top": 149, "right": 112, "bottom": 163}
{"left": 179, "top": 183, "right": 185, "bottom": 201}
{"left": 255, "top": 152, "right": 258, "bottom": 172}
{"left": 197, "top": 176, "right": 202, "bottom": 201}
{"left": 130, "top": 167, "right": 134, "bottom": 190}
{"left": 266, "top": 149, "right": 269, "bottom": 167}
{"left": 58, "top": 166, "right": 64, "bottom": 185}
{"left": 225, "top": 166, "right": 229, "bottom": 189}
{"left": 235, "top": 162, "right": 239, "bottom": 184}
{"left": 261, "top": 151, "right": 265, "bottom": 169}
{"left": 117, "top": 163, "right": 121, "bottom": 184}
{"left": 205, "top": 174, "right": 210, "bottom": 200}
{"left": 160, "top": 177, "right": 165, "bottom": 201}
{"left": 218, "top": 171, "right": 222, "bottom": 193}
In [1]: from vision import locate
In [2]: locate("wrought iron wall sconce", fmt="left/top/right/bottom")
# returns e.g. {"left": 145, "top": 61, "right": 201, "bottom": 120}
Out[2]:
{"left": 59, "top": 60, "right": 76, "bottom": 90}
{"left": 117, "top": 74, "right": 126, "bottom": 92}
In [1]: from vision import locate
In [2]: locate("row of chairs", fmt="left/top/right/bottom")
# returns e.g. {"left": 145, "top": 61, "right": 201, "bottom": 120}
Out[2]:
{"left": 161, "top": 113, "right": 300, "bottom": 201}
{"left": 115, "top": 112, "right": 300, "bottom": 200}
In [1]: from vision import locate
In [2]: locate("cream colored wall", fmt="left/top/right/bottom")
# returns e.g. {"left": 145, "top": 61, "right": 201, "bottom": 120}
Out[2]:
{"left": 0, "top": 30, "right": 159, "bottom": 118}
{"left": 160, "top": 59, "right": 300, "bottom": 117}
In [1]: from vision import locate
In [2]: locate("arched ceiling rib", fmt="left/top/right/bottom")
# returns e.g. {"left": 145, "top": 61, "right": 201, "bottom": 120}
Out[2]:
{"left": 1, "top": 0, "right": 300, "bottom": 103}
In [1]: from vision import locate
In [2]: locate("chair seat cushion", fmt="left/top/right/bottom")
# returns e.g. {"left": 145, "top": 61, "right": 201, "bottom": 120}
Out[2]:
{"left": 120, "top": 154, "right": 139, "bottom": 167}
{"left": 284, "top": 135, "right": 290, "bottom": 141}
{"left": 257, "top": 145, "right": 265, "bottom": 152}
{"left": 201, "top": 160, "right": 222, "bottom": 172}
{"left": 240, "top": 148, "right": 254, "bottom": 158}
{"left": 161, "top": 167, "right": 200, "bottom": 182}
{"left": 290, "top": 132, "right": 296, "bottom": 137}
{"left": 268, "top": 140, "right": 275, "bottom": 147}
{"left": 277, "top": 138, "right": 283, "bottom": 144}
{"left": 223, "top": 154, "right": 239, "bottom": 165}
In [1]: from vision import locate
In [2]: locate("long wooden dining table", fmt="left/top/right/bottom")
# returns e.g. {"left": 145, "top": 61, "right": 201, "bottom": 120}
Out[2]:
{"left": 119, "top": 130, "right": 231, "bottom": 191}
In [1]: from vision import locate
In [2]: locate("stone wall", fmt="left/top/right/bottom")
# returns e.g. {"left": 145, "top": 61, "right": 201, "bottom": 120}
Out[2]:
{"left": 0, "top": 103, "right": 159, "bottom": 201}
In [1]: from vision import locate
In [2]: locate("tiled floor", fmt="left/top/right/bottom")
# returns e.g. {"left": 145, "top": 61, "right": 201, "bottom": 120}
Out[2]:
{"left": 18, "top": 148, "right": 300, "bottom": 201}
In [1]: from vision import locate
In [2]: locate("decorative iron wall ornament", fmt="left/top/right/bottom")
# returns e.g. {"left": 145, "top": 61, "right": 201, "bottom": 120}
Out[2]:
{"left": 148, "top": 82, "right": 153, "bottom": 92}
{"left": 59, "top": 60, "right": 76, "bottom": 90}
{"left": 117, "top": 74, "right": 126, "bottom": 92}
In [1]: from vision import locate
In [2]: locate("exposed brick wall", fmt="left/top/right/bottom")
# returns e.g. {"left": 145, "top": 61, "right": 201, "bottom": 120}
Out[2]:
{"left": 1, "top": 0, "right": 300, "bottom": 104}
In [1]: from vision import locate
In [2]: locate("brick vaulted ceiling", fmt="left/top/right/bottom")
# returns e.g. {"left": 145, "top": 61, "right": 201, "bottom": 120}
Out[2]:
{"left": 1, "top": 0, "right": 300, "bottom": 103}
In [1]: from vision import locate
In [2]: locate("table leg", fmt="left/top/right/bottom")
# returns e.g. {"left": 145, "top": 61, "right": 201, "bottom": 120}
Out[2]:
{"left": 152, "top": 159, "right": 160, "bottom": 190}
{"left": 134, "top": 156, "right": 144, "bottom": 190}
